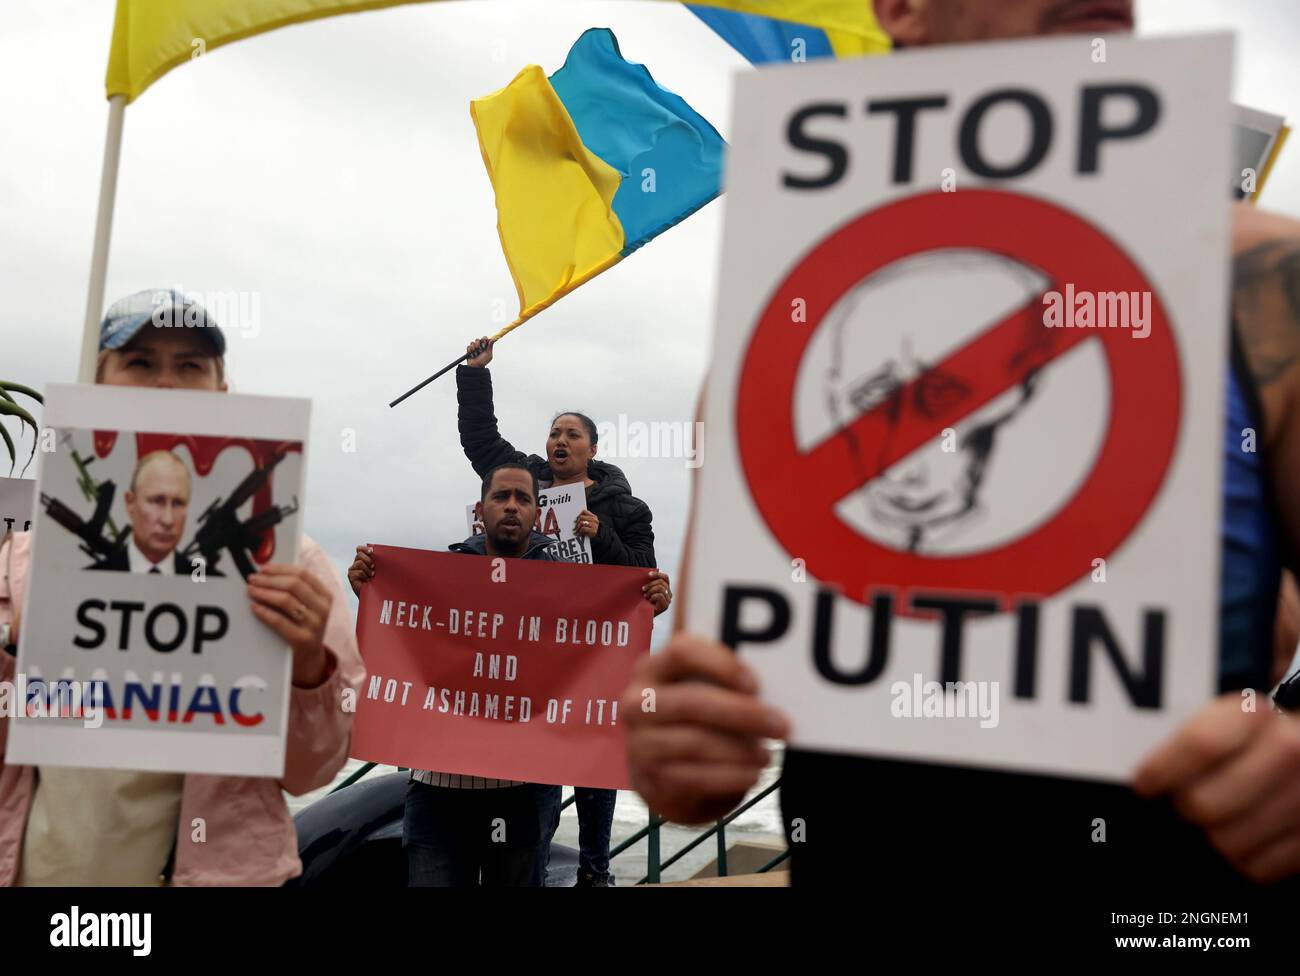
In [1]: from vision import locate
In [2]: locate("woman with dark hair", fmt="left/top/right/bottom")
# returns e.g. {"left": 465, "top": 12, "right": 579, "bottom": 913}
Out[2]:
{"left": 459, "top": 340, "right": 658, "bottom": 569}
{"left": 457, "top": 336, "right": 669, "bottom": 886}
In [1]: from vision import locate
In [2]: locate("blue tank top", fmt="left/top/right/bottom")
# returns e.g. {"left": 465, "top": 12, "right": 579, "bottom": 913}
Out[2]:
{"left": 1219, "top": 328, "right": 1282, "bottom": 691}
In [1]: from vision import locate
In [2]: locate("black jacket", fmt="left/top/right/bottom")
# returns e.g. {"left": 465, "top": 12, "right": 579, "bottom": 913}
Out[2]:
{"left": 456, "top": 365, "right": 656, "bottom": 568}
{"left": 88, "top": 546, "right": 223, "bottom": 577}
{"left": 449, "top": 530, "right": 561, "bottom": 562}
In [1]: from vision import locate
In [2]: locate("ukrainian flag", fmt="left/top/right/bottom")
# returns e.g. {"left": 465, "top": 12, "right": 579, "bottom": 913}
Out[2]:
{"left": 471, "top": 28, "right": 725, "bottom": 333}
{"left": 105, "top": 2, "right": 886, "bottom": 103}
{"left": 687, "top": 3, "right": 890, "bottom": 63}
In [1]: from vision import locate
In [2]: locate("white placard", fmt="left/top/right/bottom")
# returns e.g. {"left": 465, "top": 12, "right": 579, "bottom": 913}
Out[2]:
{"left": 686, "top": 34, "right": 1233, "bottom": 781}
{"left": 0, "top": 477, "right": 35, "bottom": 538}
{"left": 1232, "top": 102, "right": 1287, "bottom": 200}
{"left": 465, "top": 482, "right": 592, "bottom": 563}
{"left": 6, "top": 384, "right": 310, "bottom": 777}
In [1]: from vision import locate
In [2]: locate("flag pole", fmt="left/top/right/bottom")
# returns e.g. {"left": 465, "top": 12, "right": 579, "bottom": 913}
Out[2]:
{"left": 388, "top": 312, "right": 526, "bottom": 408}
{"left": 387, "top": 252, "right": 623, "bottom": 407}
{"left": 388, "top": 336, "right": 497, "bottom": 408}
{"left": 78, "top": 95, "right": 127, "bottom": 384}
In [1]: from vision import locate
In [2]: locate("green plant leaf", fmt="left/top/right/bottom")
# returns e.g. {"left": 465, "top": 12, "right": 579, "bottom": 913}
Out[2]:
{"left": 0, "top": 420, "right": 15, "bottom": 476}
{"left": 0, "top": 400, "right": 37, "bottom": 476}
{"left": 0, "top": 382, "right": 42, "bottom": 403}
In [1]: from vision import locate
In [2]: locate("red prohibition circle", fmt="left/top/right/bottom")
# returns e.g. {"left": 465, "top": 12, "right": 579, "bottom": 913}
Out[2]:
{"left": 736, "top": 189, "right": 1181, "bottom": 605}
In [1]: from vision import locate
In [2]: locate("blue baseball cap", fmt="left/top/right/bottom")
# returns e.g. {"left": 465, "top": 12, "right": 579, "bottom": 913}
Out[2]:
{"left": 99, "top": 288, "right": 227, "bottom": 356}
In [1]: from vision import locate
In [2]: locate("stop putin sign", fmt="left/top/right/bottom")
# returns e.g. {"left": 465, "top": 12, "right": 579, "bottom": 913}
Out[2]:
{"left": 686, "top": 33, "right": 1233, "bottom": 781}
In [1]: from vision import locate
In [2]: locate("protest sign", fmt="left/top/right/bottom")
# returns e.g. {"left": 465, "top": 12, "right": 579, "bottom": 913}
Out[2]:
{"left": 465, "top": 482, "right": 592, "bottom": 563}
{"left": 0, "top": 477, "right": 34, "bottom": 538}
{"left": 1232, "top": 102, "right": 1289, "bottom": 201}
{"left": 686, "top": 34, "right": 1233, "bottom": 780}
{"left": 352, "top": 546, "right": 651, "bottom": 788}
{"left": 5, "top": 384, "right": 309, "bottom": 777}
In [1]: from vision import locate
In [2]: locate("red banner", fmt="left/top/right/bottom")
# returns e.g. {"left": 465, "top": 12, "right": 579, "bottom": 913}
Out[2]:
{"left": 351, "top": 545, "right": 653, "bottom": 788}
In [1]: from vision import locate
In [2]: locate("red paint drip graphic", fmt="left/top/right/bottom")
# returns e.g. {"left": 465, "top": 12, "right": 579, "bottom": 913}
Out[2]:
{"left": 93, "top": 431, "right": 301, "bottom": 563}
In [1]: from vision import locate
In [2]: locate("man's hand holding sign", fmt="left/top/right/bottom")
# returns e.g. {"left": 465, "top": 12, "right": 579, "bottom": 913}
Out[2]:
{"left": 622, "top": 635, "right": 786, "bottom": 827}
{"left": 352, "top": 543, "right": 670, "bottom": 616}
{"left": 1134, "top": 697, "right": 1300, "bottom": 882}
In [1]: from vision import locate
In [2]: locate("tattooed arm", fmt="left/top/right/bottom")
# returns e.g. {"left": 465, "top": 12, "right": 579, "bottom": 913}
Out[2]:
{"left": 1233, "top": 203, "right": 1300, "bottom": 569}
{"left": 1131, "top": 206, "right": 1300, "bottom": 884}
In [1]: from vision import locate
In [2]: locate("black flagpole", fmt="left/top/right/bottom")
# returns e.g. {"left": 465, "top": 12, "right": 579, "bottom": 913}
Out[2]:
{"left": 389, "top": 338, "right": 491, "bottom": 408}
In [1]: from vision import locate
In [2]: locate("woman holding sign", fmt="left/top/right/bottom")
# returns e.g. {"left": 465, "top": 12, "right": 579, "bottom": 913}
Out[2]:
{"left": 456, "top": 335, "right": 669, "bottom": 887}
{"left": 459, "top": 338, "right": 659, "bottom": 568}
{"left": 0, "top": 290, "right": 364, "bottom": 887}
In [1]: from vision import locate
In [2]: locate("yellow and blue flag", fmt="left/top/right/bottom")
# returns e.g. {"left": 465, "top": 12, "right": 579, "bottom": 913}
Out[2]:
{"left": 105, "top": 2, "right": 884, "bottom": 103}
{"left": 471, "top": 28, "right": 725, "bottom": 332}
{"left": 687, "top": 2, "right": 890, "bottom": 63}
{"left": 685, "top": 0, "right": 887, "bottom": 42}
{"left": 106, "top": 0, "right": 449, "bottom": 102}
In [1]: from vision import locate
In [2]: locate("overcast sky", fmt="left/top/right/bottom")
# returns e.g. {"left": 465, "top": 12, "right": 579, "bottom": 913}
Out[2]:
{"left": 3, "top": 0, "right": 1298, "bottom": 634}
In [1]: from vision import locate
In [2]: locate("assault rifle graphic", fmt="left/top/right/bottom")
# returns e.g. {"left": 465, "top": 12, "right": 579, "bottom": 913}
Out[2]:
{"left": 40, "top": 438, "right": 129, "bottom": 565}
{"left": 40, "top": 478, "right": 128, "bottom": 565}
{"left": 180, "top": 450, "right": 299, "bottom": 580}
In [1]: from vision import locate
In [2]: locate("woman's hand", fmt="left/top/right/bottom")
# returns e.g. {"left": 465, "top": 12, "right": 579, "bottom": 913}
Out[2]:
{"left": 575, "top": 510, "right": 600, "bottom": 539}
{"left": 348, "top": 544, "right": 374, "bottom": 598}
{"left": 247, "top": 564, "right": 334, "bottom": 688}
{"left": 643, "top": 569, "right": 672, "bottom": 616}
{"left": 466, "top": 336, "right": 494, "bottom": 368}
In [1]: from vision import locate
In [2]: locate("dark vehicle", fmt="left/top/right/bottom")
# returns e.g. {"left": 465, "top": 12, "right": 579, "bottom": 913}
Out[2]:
{"left": 290, "top": 772, "right": 580, "bottom": 887}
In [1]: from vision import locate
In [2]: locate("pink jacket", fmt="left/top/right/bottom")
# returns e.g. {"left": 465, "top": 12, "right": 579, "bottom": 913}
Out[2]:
{"left": 0, "top": 530, "right": 365, "bottom": 886}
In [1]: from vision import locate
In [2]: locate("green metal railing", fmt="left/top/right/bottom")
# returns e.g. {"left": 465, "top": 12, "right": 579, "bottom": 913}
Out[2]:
{"left": 328, "top": 762, "right": 786, "bottom": 883}
{"left": 628, "top": 778, "right": 785, "bottom": 884}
